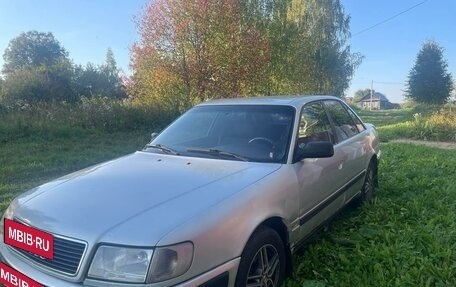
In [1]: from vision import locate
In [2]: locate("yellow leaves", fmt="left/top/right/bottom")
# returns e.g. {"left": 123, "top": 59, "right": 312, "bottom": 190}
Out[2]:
{"left": 130, "top": 0, "right": 270, "bottom": 107}
{"left": 129, "top": 0, "right": 358, "bottom": 107}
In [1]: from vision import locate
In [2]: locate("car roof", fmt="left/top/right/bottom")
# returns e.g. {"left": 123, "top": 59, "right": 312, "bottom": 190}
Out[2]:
{"left": 197, "top": 95, "right": 341, "bottom": 108}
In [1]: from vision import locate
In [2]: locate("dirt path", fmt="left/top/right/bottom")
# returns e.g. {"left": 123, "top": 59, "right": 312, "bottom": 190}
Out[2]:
{"left": 390, "top": 139, "right": 456, "bottom": 150}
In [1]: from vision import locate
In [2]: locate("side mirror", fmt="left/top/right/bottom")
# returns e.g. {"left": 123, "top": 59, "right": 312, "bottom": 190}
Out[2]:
{"left": 294, "top": 141, "right": 334, "bottom": 162}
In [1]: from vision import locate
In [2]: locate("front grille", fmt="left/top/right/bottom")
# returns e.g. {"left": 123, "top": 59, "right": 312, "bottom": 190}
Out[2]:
{"left": 9, "top": 219, "right": 87, "bottom": 276}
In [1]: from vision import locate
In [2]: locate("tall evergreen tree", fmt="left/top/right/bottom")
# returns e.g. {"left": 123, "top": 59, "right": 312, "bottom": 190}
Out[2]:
{"left": 103, "top": 48, "right": 119, "bottom": 86}
{"left": 73, "top": 48, "right": 126, "bottom": 98}
{"left": 406, "top": 40, "right": 453, "bottom": 104}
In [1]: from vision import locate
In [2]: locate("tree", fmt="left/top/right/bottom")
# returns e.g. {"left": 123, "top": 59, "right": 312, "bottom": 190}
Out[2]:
{"left": 452, "top": 83, "right": 456, "bottom": 103}
{"left": 353, "top": 89, "right": 374, "bottom": 103}
{"left": 293, "top": 0, "right": 362, "bottom": 96}
{"left": 238, "top": 0, "right": 362, "bottom": 96}
{"left": 103, "top": 48, "right": 120, "bottom": 92}
{"left": 0, "top": 77, "right": 4, "bottom": 104}
{"left": 2, "top": 31, "right": 68, "bottom": 75}
{"left": 2, "top": 59, "right": 76, "bottom": 104}
{"left": 74, "top": 48, "right": 126, "bottom": 98}
{"left": 101, "top": 48, "right": 126, "bottom": 98}
{"left": 129, "top": 0, "right": 360, "bottom": 109}
{"left": 1, "top": 31, "right": 76, "bottom": 103}
{"left": 129, "top": 0, "right": 269, "bottom": 110}
{"left": 406, "top": 40, "right": 453, "bottom": 104}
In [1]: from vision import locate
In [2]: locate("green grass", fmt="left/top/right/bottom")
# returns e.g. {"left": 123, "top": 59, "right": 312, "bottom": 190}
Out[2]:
{"left": 356, "top": 107, "right": 456, "bottom": 142}
{"left": 377, "top": 111, "right": 456, "bottom": 142}
{"left": 356, "top": 109, "right": 414, "bottom": 127}
{"left": 0, "top": 99, "right": 176, "bottom": 211}
{"left": 354, "top": 109, "right": 415, "bottom": 142}
{"left": 285, "top": 143, "right": 456, "bottom": 287}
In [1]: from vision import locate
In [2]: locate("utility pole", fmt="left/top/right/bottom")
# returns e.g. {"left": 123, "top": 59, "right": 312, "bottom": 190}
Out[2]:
{"left": 370, "top": 80, "right": 374, "bottom": 110}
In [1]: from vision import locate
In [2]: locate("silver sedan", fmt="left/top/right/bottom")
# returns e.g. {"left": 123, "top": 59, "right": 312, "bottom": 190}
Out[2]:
{"left": 0, "top": 95, "right": 381, "bottom": 287}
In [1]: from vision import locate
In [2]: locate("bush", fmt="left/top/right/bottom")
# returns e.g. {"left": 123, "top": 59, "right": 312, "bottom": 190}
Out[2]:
{"left": 1, "top": 62, "right": 76, "bottom": 104}
{"left": 0, "top": 98, "right": 179, "bottom": 143}
{"left": 378, "top": 108, "right": 456, "bottom": 142}
{"left": 411, "top": 110, "right": 456, "bottom": 141}
{"left": 74, "top": 97, "right": 178, "bottom": 132}
{"left": 401, "top": 101, "right": 445, "bottom": 116}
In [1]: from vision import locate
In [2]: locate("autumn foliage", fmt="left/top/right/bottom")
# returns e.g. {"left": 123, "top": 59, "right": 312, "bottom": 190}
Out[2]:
{"left": 130, "top": 0, "right": 269, "bottom": 110}
{"left": 129, "top": 0, "right": 360, "bottom": 110}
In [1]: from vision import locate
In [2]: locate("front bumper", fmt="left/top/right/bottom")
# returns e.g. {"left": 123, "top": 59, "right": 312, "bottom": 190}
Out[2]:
{"left": 0, "top": 241, "right": 239, "bottom": 287}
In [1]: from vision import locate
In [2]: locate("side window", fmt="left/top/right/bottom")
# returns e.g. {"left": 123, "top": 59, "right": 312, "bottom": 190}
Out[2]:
{"left": 346, "top": 107, "right": 366, "bottom": 132}
{"left": 298, "top": 102, "right": 334, "bottom": 145}
{"left": 324, "top": 100, "right": 359, "bottom": 142}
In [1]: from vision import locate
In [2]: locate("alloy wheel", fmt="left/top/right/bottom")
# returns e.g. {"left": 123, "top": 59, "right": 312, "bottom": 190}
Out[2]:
{"left": 246, "top": 244, "right": 280, "bottom": 287}
{"left": 363, "top": 166, "right": 375, "bottom": 201}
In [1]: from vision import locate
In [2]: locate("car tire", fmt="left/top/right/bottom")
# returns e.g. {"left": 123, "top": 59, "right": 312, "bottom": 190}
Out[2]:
{"left": 235, "top": 226, "right": 286, "bottom": 287}
{"left": 359, "top": 161, "right": 377, "bottom": 203}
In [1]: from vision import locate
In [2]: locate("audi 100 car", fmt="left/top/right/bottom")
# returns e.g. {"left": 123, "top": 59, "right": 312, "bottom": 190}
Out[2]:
{"left": 0, "top": 96, "right": 381, "bottom": 287}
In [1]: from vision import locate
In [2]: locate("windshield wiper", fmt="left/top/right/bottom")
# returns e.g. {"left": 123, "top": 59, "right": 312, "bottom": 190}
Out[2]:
{"left": 145, "top": 143, "right": 179, "bottom": 155}
{"left": 186, "top": 148, "right": 249, "bottom": 162}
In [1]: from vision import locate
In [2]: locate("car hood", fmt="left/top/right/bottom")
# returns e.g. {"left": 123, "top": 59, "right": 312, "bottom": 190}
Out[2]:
{"left": 11, "top": 151, "right": 280, "bottom": 246}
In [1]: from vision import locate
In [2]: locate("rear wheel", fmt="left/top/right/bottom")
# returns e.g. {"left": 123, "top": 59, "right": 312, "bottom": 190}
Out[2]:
{"left": 359, "top": 161, "right": 377, "bottom": 203}
{"left": 235, "top": 227, "right": 286, "bottom": 287}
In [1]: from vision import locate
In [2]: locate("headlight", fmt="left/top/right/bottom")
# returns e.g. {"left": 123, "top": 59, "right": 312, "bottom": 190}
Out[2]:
{"left": 88, "top": 242, "right": 194, "bottom": 284}
{"left": 147, "top": 242, "right": 193, "bottom": 283}
{"left": 88, "top": 246, "right": 153, "bottom": 283}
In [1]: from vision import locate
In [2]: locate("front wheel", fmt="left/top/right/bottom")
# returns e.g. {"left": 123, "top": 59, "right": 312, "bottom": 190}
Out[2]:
{"left": 235, "top": 227, "right": 286, "bottom": 287}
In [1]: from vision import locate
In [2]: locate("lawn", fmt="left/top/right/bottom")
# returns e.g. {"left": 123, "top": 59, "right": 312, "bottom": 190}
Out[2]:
{"left": 356, "top": 108, "right": 414, "bottom": 127}
{"left": 1, "top": 107, "right": 455, "bottom": 286}
{"left": 357, "top": 107, "right": 456, "bottom": 142}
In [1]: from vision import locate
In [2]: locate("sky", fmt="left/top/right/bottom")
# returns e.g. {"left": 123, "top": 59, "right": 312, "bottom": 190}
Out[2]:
{"left": 1, "top": 0, "right": 455, "bottom": 103}
{"left": 343, "top": 0, "right": 456, "bottom": 103}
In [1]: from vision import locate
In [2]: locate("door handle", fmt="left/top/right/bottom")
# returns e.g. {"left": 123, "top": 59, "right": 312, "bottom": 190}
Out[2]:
{"left": 338, "top": 161, "right": 344, "bottom": 170}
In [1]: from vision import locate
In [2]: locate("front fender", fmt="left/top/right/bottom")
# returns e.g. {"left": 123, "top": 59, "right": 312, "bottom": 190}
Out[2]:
{"left": 156, "top": 165, "right": 299, "bottom": 285}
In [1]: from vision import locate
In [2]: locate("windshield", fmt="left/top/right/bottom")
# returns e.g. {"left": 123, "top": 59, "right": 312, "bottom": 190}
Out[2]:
{"left": 147, "top": 105, "right": 295, "bottom": 163}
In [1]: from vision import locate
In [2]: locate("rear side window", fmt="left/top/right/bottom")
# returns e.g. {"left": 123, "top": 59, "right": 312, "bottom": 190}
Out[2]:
{"left": 323, "top": 100, "right": 359, "bottom": 142}
{"left": 346, "top": 107, "right": 366, "bottom": 132}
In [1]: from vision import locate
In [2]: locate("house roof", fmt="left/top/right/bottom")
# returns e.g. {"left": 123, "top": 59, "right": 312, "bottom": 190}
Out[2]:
{"left": 359, "top": 92, "right": 390, "bottom": 102}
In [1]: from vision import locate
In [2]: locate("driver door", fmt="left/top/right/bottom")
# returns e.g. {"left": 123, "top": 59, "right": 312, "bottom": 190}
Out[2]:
{"left": 293, "top": 101, "right": 347, "bottom": 238}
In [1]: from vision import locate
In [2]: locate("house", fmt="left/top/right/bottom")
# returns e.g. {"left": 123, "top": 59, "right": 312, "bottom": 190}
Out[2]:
{"left": 358, "top": 92, "right": 397, "bottom": 110}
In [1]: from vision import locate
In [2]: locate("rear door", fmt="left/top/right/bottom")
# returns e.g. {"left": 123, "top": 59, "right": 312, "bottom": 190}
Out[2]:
{"left": 323, "top": 100, "right": 369, "bottom": 202}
